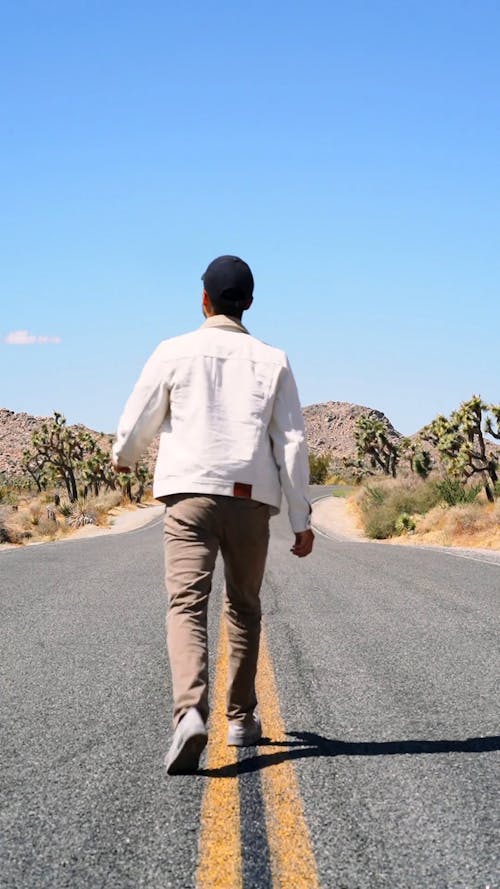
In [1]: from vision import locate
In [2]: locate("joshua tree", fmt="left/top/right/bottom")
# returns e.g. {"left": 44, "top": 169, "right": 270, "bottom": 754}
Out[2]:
{"left": 421, "top": 396, "right": 498, "bottom": 502}
{"left": 400, "top": 438, "right": 433, "bottom": 479}
{"left": 114, "top": 462, "right": 152, "bottom": 503}
{"left": 21, "top": 450, "right": 49, "bottom": 492}
{"left": 133, "top": 461, "right": 152, "bottom": 503}
{"left": 23, "top": 412, "right": 100, "bottom": 502}
{"left": 115, "top": 471, "right": 133, "bottom": 502}
{"left": 485, "top": 406, "right": 500, "bottom": 441}
{"left": 81, "top": 446, "right": 117, "bottom": 497}
{"left": 22, "top": 411, "right": 155, "bottom": 504}
{"left": 354, "top": 414, "right": 399, "bottom": 478}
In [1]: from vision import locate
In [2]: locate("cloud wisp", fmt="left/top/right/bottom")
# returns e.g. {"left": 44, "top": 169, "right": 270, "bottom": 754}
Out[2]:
{"left": 4, "top": 330, "right": 62, "bottom": 345}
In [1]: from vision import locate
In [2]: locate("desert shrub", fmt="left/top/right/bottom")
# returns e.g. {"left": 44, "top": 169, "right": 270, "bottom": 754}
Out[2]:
{"left": 357, "top": 478, "right": 442, "bottom": 539}
{"left": 68, "top": 501, "right": 97, "bottom": 528}
{"left": 363, "top": 505, "right": 400, "bottom": 539}
{"left": 95, "top": 490, "right": 122, "bottom": 511}
{"left": 309, "top": 453, "right": 331, "bottom": 484}
{"left": 0, "top": 484, "right": 19, "bottom": 506}
{"left": 0, "top": 513, "right": 10, "bottom": 543}
{"left": 0, "top": 474, "right": 30, "bottom": 505}
{"left": 395, "top": 512, "right": 416, "bottom": 534}
{"left": 434, "top": 478, "right": 481, "bottom": 506}
{"left": 363, "top": 485, "right": 386, "bottom": 506}
{"left": 326, "top": 473, "right": 350, "bottom": 486}
{"left": 444, "top": 502, "right": 500, "bottom": 537}
{"left": 29, "top": 503, "right": 42, "bottom": 526}
{"left": 389, "top": 483, "right": 441, "bottom": 516}
{"left": 0, "top": 507, "right": 24, "bottom": 544}
{"left": 35, "top": 517, "right": 60, "bottom": 539}
{"left": 0, "top": 522, "right": 24, "bottom": 545}
{"left": 58, "top": 501, "right": 72, "bottom": 517}
{"left": 76, "top": 491, "right": 123, "bottom": 526}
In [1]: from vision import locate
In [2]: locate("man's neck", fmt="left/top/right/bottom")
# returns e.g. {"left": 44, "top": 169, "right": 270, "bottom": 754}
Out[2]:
{"left": 201, "top": 314, "right": 249, "bottom": 333}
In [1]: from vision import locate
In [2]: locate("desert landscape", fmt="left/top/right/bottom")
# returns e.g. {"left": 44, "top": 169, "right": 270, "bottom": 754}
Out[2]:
{"left": 1, "top": 398, "right": 498, "bottom": 550}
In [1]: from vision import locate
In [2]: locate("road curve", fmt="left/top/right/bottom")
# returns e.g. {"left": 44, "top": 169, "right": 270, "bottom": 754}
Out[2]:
{"left": 1, "top": 490, "right": 499, "bottom": 888}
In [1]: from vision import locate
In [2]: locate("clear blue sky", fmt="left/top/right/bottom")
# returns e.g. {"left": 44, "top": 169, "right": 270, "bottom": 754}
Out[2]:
{"left": 1, "top": 0, "right": 499, "bottom": 435}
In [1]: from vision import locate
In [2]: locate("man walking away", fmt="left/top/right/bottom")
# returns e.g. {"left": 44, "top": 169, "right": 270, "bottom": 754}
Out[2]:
{"left": 112, "top": 255, "right": 314, "bottom": 775}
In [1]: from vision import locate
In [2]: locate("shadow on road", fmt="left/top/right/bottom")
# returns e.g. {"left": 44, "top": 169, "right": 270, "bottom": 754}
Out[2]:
{"left": 198, "top": 732, "right": 500, "bottom": 779}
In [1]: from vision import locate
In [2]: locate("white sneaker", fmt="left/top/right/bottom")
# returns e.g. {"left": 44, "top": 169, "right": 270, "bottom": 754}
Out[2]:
{"left": 164, "top": 707, "right": 208, "bottom": 775}
{"left": 227, "top": 713, "right": 262, "bottom": 747}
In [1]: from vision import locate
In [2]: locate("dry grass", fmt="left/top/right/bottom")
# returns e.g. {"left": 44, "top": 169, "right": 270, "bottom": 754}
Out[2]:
{"left": 0, "top": 487, "right": 151, "bottom": 546}
{"left": 325, "top": 473, "right": 353, "bottom": 486}
{"left": 345, "top": 496, "right": 367, "bottom": 532}
{"left": 0, "top": 510, "right": 25, "bottom": 544}
{"left": 411, "top": 501, "right": 500, "bottom": 549}
{"left": 352, "top": 475, "right": 500, "bottom": 549}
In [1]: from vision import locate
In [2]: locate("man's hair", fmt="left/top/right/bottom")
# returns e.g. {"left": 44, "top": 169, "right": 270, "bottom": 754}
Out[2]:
{"left": 208, "top": 287, "right": 249, "bottom": 319}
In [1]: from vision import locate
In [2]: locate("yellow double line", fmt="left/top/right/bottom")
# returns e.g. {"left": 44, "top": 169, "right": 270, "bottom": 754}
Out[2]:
{"left": 196, "top": 625, "right": 320, "bottom": 888}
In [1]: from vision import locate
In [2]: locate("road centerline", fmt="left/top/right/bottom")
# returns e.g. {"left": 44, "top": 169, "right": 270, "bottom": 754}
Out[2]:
{"left": 196, "top": 623, "right": 242, "bottom": 889}
{"left": 196, "top": 621, "right": 321, "bottom": 888}
{"left": 256, "top": 630, "right": 321, "bottom": 889}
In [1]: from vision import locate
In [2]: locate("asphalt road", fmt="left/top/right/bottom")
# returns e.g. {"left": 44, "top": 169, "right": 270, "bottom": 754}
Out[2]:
{"left": 1, "top": 489, "right": 499, "bottom": 888}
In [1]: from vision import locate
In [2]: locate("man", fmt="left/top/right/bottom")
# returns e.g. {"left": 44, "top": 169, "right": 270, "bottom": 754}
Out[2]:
{"left": 112, "top": 255, "right": 314, "bottom": 775}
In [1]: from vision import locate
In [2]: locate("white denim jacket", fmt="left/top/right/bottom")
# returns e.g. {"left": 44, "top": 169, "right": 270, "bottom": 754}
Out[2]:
{"left": 113, "top": 315, "right": 311, "bottom": 532}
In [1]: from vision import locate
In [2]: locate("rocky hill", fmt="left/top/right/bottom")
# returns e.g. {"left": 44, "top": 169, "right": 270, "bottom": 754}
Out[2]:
{"left": 0, "top": 410, "right": 116, "bottom": 479}
{"left": 303, "top": 401, "right": 401, "bottom": 466}
{"left": 0, "top": 402, "right": 399, "bottom": 481}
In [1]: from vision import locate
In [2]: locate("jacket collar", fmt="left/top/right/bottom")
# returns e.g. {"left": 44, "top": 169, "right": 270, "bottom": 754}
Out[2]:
{"left": 200, "top": 315, "right": 250, "bottom": 335}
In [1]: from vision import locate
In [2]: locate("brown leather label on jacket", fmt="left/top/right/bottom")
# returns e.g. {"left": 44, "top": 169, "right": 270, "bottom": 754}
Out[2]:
{"left": 233, "top": 483, "right": 253, "bottom": 499}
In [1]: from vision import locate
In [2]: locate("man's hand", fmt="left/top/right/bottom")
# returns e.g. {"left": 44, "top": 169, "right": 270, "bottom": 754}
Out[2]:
{"left": 112, "top": 462, "right": 131, "bottom": 474}
{"left": 291, "top": 529, "right": 314, "bottom": 558}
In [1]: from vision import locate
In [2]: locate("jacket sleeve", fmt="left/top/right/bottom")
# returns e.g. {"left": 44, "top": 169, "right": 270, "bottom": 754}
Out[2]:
{"left": 112, "top": 345, "right": 170, "bottom": 468}
{"left": 268, "top": 359, "right": 311, "bottom": 533}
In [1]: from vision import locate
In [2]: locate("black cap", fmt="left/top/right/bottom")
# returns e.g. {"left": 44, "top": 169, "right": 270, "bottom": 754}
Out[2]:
{"left": 201, "top": 255, "right": 254, "bottom": 304}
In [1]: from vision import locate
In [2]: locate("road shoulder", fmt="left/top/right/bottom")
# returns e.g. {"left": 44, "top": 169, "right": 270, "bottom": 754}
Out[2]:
{"left": 312, "top": 492, "right": 500, "bottom": 565}
{"left": 311, "top": 494, "right": 367, "bottom": 542}
{"left": 0, "top": 503, "right": 165, "bottom": 552}
{"left": 70, "top": 503, "right": 164, "bottom": 539}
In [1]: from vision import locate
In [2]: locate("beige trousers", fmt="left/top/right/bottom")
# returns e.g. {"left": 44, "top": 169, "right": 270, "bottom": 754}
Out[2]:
{"left": 163, "top": 494, "right": 270, "bottom": 728}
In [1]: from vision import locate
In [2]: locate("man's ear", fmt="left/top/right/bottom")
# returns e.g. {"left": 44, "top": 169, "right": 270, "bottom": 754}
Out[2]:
{"left": 244, "top": 295, "right": 253, "bottom": 311}
{"left": 202, "top": 289, "right": 213, "bottom": 314}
